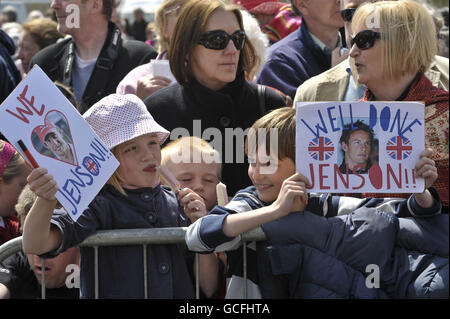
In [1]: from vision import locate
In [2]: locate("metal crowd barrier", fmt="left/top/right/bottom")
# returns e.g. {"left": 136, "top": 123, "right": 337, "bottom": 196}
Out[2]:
{"left": 0, "top": 227, "right": 266, "bottom": 299}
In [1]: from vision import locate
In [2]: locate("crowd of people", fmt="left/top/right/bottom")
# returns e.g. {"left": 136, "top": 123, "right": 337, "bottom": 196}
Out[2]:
{"left": 0, "top": 0, "right": 448, "bottom": 299}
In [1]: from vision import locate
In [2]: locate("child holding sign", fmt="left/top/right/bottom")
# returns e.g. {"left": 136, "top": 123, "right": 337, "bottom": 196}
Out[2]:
{"left": 186, "top": 107, "right": 446, "bottom": 298}
{"left": 0, "top": 140, "right": 30, "bottom": 245}
{"left": 21, "top": 94, "right": 215, "bottom": 298}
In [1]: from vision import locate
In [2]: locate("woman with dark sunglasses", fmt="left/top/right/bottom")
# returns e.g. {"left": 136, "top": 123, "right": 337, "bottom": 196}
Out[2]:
{"left": 144, "top": 0, "right": 286, "bottom": 196}
{"left": 293, "top": 0, "right": 448, "bottom": 104}
{"left": 350, "top": 0, "right": 449, "bottom": 212}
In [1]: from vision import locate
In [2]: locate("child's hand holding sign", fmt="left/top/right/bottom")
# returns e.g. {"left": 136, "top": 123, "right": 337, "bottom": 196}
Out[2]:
{"left": 272, "top": 173, "right": 310, "bottom": 218}
{"left": 27, "top": 167, "right": 58, "bottom": 202}
{"left": 414, "top": 148, "right": 439, "bottom": 208}
{"left": 414, "top": 148, "right": 438, "bottom": 190}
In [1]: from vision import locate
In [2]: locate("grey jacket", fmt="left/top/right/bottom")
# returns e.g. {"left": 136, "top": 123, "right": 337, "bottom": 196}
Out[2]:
{"left": 294, "top": 55, "right": 449, "bottom": 103}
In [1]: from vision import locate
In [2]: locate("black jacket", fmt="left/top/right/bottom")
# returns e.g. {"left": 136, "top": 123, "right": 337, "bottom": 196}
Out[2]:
{"left": 131, "top": 19, "right": 147, "bottom": 42}
{"left": 0, "top": 250, "right": 79, "bottom": 299}
{"left": 29, "top": 22, "right": 157, "bottom": 113}
{"left": 144, "top": 72, "right": 287, "bottom": 196}
{"left": 0, "top": 29, "right": 21, "bottom": 104}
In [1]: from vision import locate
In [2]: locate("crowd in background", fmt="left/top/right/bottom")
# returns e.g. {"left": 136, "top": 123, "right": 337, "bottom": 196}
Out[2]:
{"left": 0, "top": 0, "right": 448, "bottom": 299}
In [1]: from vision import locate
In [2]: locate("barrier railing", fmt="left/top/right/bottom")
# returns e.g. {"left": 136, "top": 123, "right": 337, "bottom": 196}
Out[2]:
{"left": 0, "top": 227, "right": 266, "bottom": 299}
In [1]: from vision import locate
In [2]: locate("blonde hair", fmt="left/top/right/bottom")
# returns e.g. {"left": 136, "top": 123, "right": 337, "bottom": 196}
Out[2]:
{"left": 161, "top": 136, "right": 222, "bottom": 179}
{"left": 15, "top": 184, "right": 35, "bottom": 220}
{"left": 154, "top": 0, "right": 186, "bottom": 52}
{"left": 352, "top": 0, "right": 436, "bottom": 79}
{"left": 0, "top": 140, "right": 27, "bottom": 183}
{"left": 15, "top": 185, "right": 35, "bottom": 233}
{"left": 145, "top": 22, "right": 155, "bottom": 35}
{"left": 107, "top": 147, "right": 126, "bottom": 195}
{"left": 245, "top": 107, "right": 296, "bottom": 162}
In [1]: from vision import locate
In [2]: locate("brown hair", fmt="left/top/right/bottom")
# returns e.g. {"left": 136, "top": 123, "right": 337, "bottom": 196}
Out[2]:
{"left": 169, "top": 0, "right": 257, "bottom": 86}
{"left": 245, "top": 107, "right": 296, "bottom": 163}
{"left": 22, "top": 18, "right": 63, "bottom": 50}
{"left": 81, "top": 0, "right": 113, "bottom": 20}
{"left": 54, "top": 81, "right": 80, "bottom": 112}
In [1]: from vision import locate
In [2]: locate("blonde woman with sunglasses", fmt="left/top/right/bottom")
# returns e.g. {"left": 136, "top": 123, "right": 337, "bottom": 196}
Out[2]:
{"left": 349, "top": 0, "right": 449, "bottom": 212}
{"left": 293, "top": 0, "right": 448, "bottom": 104}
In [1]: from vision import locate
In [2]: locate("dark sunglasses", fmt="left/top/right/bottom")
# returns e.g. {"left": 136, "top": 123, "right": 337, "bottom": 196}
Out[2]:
{"left": 351, "top": 30, "right": 381, "bottom": 50}
{"left": 340, "top": 8, "right": 357, "bottom": 22}
{"left": 198, "top": 30, "right": 246, "bottom": 50}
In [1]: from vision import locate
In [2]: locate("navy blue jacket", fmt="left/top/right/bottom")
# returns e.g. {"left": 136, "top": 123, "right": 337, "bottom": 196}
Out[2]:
{"left": 0, "top": 30, "right": 21, "bottom": 104}
{"left": 43, "top": 184, "right": 195, "bottom": 299}
{"left": 187, "top": 186, "right": 448, "bottom": 298}
{"left": 263, "top": 205, "right": 448, "bottom": 298}
{"left": 256, "top": 21, "right": 332, "bottom": 99}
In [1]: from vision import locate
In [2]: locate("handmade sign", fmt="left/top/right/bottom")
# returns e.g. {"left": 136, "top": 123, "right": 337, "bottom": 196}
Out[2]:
{"left": 296, "top": 101, "right": 425, "bottom": 193}
{"left": 0, "top": 66, "right": 119, "bottom": 221}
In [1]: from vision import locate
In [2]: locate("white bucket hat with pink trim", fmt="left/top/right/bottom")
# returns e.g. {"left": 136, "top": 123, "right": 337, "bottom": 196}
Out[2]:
{"left": 83, "top": 94, "right": 170, "bottom": 149}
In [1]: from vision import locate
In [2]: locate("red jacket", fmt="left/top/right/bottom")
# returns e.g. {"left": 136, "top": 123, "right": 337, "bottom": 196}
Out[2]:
{"left": 0, "top": 215, "right": 20, "bottom": 245}
{"left": 362, "top": 73, "right": 449, "bottom": 207}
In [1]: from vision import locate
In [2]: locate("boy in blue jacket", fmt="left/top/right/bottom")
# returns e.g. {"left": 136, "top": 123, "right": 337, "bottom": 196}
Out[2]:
{"left": 186, "top": 107, "right": 445, "bottom": 298}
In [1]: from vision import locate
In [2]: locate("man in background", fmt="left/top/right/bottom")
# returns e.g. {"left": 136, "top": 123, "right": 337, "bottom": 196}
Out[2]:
{"left": 257, "top": 0, "right": 345, "bottom": 98}
{"left": 30, "top": 0, "right": 157, "bottom": 113}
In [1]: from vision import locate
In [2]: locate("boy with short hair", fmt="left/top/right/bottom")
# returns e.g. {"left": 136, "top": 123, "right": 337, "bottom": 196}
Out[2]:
{"left": 0, "top": 185, "right": 80, "bottom": 299}
{"left": 161, "top": 136, "right": 222, "bottom": 211}
{"left": 161, "top": 136, "right": 226, "bottom": 298}
{"left": 186, "top": 107, "right": 446, "bottom": 299}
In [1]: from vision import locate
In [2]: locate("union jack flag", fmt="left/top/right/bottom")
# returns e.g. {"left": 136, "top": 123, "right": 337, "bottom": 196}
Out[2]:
{"left": 308, "top": 136, "right": 335, "bottom": 161}
{"left": 386, "top": 136, "right": 412, "bottom": 160}
{"left": 83, "top": 157, "right": 99, "bottom": 175}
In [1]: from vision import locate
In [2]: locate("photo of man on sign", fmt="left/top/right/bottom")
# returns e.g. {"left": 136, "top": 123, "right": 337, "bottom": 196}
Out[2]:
{"left": 338, "top": 120, "right": 377, "bottom": 175}
{"left": 32, "top": 113, "right": 76, "bottom": 166}
{"left": 296, "top": 101, "right": 425, "bottom": 193}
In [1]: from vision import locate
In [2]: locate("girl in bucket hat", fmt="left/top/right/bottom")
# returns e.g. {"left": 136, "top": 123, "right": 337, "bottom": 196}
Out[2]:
{"left": 22, "top": 94, "right": 219, "bottom": 299}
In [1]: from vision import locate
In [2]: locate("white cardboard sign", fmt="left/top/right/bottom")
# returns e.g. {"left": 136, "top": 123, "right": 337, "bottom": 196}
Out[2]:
{"left": 0, "top": 66, "right": 119, "bottom": 221}
{"left": 296, "top": 101, "right": 425, "bottom": 193}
